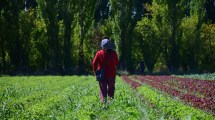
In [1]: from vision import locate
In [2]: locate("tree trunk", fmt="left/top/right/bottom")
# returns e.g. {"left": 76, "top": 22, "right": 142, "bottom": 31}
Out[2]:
{"left": 78, "top": 19, "right": 85, "bottom": 74}
{"left": 120, "top": 1, "right": 127, "bottom": 70}
{"left": 126, "top": 29, "right": 133, "bottom": 72}
{"left": 193, "top": 16, "right": 202, "bottom": 72}
{"left": 170, "top": 7, "right": 179, "bottom": 72}
{"left": 0, "top": 43, "right": 6, "bottom": 73}
{"left": 12, "top": 0, "right": 21, "bottom": 73}
{"left": 170, "top": 20, "right": 177, "bottom": 72}
{"left": 47, "top": 12, "right": 61, "bottom": 74}
{"left": 63, "top": 3, "right": 72, "bottom": 74}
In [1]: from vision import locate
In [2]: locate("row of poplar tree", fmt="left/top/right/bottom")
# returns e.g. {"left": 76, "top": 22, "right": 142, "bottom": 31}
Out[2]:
{"left": 0, "top": 0, "right": 214, "bottom": 75}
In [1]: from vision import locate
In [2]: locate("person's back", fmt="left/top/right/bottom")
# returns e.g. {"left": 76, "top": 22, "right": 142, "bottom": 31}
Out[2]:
{"left": 92, "top": 38, "right": 118, "bottom": 103}
{"left": 93, "top": 49, "right": 118, "bottom": 78}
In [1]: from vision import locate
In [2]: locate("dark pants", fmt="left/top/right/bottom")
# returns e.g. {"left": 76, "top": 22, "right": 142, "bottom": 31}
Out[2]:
{"left": 99, "top": 77, "right": 116, "bottom": 102}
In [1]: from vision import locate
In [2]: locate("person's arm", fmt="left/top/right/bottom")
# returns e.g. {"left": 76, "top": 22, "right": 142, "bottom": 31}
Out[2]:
{"left": 92, "top": 52, "right": 99, "bottom": 74}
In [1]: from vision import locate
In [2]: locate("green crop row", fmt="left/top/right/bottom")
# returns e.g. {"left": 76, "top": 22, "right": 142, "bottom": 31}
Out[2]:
{"left": 0, "top": 76, "right": 147, "bottom": 120}
{"left": 175, "top": 73, "right": 215, "bottom": 80}
{"left": 137, "top": 85, "right": 215, "bottom": 120}
{"left": 0, "top": 76, "right": 87, "bottom": 119}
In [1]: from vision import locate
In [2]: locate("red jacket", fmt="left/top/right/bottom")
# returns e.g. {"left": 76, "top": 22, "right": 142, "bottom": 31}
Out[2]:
{"left": 93, "top": 50, "right": 118, "bottom": 78}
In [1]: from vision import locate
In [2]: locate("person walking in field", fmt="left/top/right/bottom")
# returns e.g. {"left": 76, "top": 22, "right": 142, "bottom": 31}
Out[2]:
{"left": 92, "top": 37, "right": 119, "bottom": 103}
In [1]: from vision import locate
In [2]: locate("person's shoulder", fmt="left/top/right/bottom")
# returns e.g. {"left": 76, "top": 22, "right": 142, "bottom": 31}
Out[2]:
{"left": 96, "top": 50, "right": 104, "bottom": 55}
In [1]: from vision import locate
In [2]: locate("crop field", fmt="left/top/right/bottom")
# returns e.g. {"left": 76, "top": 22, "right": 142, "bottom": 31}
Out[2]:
{"left": 0, "top": 75, "right": 215, "bottom": 120}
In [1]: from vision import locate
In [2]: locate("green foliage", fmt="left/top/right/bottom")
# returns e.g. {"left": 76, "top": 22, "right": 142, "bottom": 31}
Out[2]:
{"left": 135, "top": 17, "right": 160, "bottom": 72}
{"left": 0, "top": 0, "right": 214, "bottom": 74}
{"left": 109, "top": 0, "right": 139, "bottom": 71}
{"left": 37, "top": 0, "right": 62, "bottom": 73}
{"left": 134, "top": 0, "right": 214, "bottom": 73}
{"left": 30, "top": 17, "right": 49, "bottom": 71}
{"left": 75, "top": 0, "right": 97, "bottom": 73}
{"left": 200, "top": 24, "right": 215, "bottom": 72}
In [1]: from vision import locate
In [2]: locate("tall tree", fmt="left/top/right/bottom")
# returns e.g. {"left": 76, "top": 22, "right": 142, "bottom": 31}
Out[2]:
{"left": 61, "top": 0, "right": 76, "bottom": 74}
{"left": 108, "top": 0, "right": 150, "bottom": 72}
{"left": 18, "top": 9, "right": 35, "bottom": 73}
{"left": 165, "top": 0, "right": 189, "bottom": 72}
{"left": 0, "top": 0, "right": 6, "bottom": 73}
{"left": 37, "top": 0, "right": 62, "bottom": 74}
{"left": 109, "top": 0, "right": 135, "bottom": 71}
{"left": 180, "top": 16, "right": 197, "bottom": 72}
{"left": 135, "top": 1, "right": 167, "bottom": 72}
{"left": 120, "top": 0, "right": 134, "bottom": 71}
{"left": 76, "top": 0, "right": 97, "bottom": 74}
{"left": 135, "top": 0, "right": 189, "bottom": 72}
{"left": 135, "top": 18, "right": 160, "bottom": 72}
{"left": 190, "top": 0, "right": 206, "bottom": 71}
{"left": 1, "top": 0, "right": 36, "bottom": 74}
{"left": 200, "top": 24, "right": 215, "bottom": 72}
{"left": 1, "top": 0, "right": 26, "bottom": 73}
